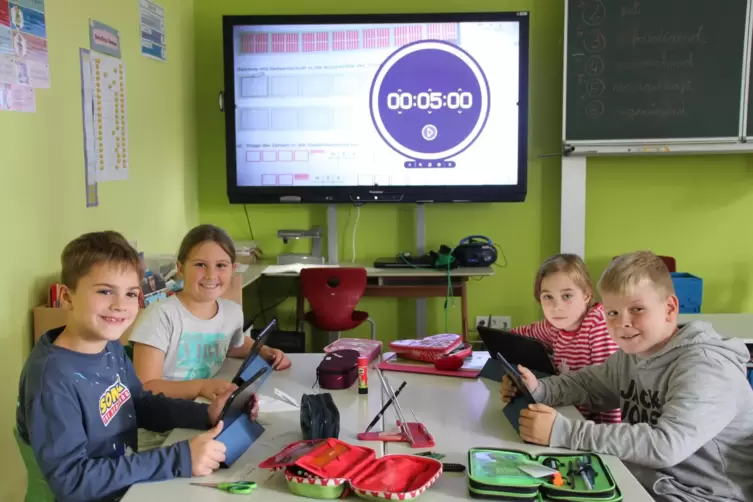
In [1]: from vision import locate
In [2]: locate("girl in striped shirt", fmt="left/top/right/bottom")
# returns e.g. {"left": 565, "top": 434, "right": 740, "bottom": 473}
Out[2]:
{"left": 510, "top": 253, "right": 621, "bottom": 424}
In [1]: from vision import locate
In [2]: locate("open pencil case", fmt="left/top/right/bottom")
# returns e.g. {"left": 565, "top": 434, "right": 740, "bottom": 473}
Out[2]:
{"left": 259, "top": 438, "right": 442, "bottom": 500}
{"left": 466, "top": 448, "right": 622, "bottom": 501}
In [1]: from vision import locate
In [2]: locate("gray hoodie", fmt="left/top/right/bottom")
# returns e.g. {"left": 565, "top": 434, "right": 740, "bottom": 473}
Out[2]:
{"left": 532, "top": 320, "right": 753, "bottom": 502}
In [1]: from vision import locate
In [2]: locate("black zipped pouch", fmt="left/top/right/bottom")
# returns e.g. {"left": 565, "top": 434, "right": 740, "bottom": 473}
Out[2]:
{"left": 300, "top": 393, "right": 340, "bottom": 440}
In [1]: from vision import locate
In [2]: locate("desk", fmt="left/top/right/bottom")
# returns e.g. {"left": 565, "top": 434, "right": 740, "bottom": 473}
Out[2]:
{"left": 121, "top": 354, "right": 385, "bottom": 502}
{"left": 238, "top": 263, "right": 494, "bottom": 340}
{"left": 678, "top": 313, "right": 753, "bottom": 346}
{"left": 379, "top": 370, "right": 654, "bottom": 501}
{"left": 123, "top": 354, "right": 652, "bottom": 502}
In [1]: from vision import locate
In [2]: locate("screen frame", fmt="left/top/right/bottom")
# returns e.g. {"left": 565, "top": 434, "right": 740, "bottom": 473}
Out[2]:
{"left": 222, "top": 11, "right": 530, "bottom": 204}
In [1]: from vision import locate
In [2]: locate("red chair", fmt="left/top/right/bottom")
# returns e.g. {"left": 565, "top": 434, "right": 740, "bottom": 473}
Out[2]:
{"left": 300, "top": 267, "right": 376, "bottom": 340}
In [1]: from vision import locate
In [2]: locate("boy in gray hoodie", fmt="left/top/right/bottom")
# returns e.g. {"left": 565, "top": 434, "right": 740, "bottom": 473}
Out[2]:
{"left": 502, "top": 251, "right": 753, "bottom": 502}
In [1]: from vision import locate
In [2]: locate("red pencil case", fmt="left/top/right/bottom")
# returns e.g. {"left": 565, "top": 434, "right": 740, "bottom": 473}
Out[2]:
{"left": 324, "top": 338, "right": 382, "bottom": 363}
{"left": 390, "top": 333, "right": 463, "bottom": 362}
{"left": 259, "top": 438, "right": 442, "bottom": 500}
{"left": 316, "top": 349, "right": 360, "bottom": 390}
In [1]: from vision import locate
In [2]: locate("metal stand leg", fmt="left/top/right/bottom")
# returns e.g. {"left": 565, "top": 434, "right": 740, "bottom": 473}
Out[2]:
{"left": 415, "top": 204, "right": 426, "bottom": 339}
{"left": 366, "top": 317, "right": 376, "bottom": 340}
{"left": 327, "top": 204, "right": 338, "bottom": 265}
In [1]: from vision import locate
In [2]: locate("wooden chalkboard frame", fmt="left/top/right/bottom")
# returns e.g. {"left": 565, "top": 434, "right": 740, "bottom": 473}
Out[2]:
{"left": 562, "top": 0, "right": 753, "bottom": 155}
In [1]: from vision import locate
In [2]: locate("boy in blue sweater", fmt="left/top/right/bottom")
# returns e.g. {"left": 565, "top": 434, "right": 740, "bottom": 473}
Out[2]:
{"left": 16, "top": 231, "right": 260, "bottom": 502}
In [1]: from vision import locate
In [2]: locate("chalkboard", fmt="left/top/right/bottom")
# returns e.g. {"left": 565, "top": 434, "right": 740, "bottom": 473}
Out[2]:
{"left": 565, "top": 0, "right": 749, "bottom": 143}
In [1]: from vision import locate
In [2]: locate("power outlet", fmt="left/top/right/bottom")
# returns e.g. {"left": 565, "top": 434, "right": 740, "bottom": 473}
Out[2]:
{"left": 475, "top": 315, "right": 490, "bottom": 330}
{"left": 489, "top": 316, "right": 512, "bottom": 331}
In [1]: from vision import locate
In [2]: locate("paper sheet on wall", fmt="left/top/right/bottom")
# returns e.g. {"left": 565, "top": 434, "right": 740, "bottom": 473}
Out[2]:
{"left": 79, "top": 48, "right": 98, "bottom": 207}
{"left": 1, "top": 0, "right": 50, "bottom": 89}
{"left": 139, "top": 0, "right": 165, "bottom": 61}
{"left": 90, "top": 52, "right": 128, "bottom": 181}
{"left": 0, "top": 81, "right": 33, "bottom": 111}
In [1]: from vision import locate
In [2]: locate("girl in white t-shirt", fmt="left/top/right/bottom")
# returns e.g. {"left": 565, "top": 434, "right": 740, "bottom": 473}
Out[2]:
{"left": 130, "top": 224, "right": 291, "bottom": 402}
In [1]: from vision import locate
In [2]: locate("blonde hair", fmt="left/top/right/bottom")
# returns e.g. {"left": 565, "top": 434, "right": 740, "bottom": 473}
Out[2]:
{"left": 534, "top": 253, "right": 593, "bottom": 302}
{"left": 598, "top": 251, "right": 675, "bottom": 298}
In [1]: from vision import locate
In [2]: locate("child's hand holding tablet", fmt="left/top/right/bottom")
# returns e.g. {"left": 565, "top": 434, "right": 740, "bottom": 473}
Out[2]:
{"left": 497, "top": 354, "right": 539, "bottom": 404}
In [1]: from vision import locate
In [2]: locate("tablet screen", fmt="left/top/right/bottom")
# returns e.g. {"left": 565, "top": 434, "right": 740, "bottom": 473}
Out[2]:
{"left": 220, "top": 366, "right": 269, "bottom": 424}
{"left": 497, "top": 352, "right": 536, "bottom": 403}
{"left": 233, "top": 318, "right": 277, "bottom": 385}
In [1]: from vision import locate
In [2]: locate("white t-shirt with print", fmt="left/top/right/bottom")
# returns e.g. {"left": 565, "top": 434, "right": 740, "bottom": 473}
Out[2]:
{"left": 129, "top": 295, "right": 246, "bottom": 381}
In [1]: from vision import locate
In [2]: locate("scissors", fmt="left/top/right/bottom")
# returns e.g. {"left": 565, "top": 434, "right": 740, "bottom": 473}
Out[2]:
{"left": 191, "top": 481, "right": 257, "bottom": 494}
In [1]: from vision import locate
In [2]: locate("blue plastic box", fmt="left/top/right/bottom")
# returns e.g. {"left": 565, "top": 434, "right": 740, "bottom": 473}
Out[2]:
{"left": 671, "top": 272, "right": 703, "bottom": 314}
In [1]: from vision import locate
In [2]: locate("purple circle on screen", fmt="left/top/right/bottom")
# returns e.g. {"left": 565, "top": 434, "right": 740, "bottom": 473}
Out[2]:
{"left": 370, "top": 40, "right": 490, "bottom": 161}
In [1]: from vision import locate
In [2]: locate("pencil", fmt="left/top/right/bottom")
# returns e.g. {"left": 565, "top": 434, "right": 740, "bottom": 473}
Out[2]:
{"left": 364, "top": 381, "right": 407, "bottom": 433}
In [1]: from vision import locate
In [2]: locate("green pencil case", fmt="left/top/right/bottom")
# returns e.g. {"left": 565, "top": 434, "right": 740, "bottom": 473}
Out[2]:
{"left": 466, "top": 448, "right": 622, "bottom": 501}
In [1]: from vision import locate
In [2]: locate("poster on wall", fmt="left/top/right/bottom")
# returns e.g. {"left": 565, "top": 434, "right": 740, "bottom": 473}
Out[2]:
{"left": 139, "top": 0, "right": 165, "bottom": 62}
{"left": 0, "top": 82, "right": 35, "bottom": 111}
{"left": 79, "top": 48, "right": 99, "bottom": 207}
{"left": 6, "top": 0, "right": 49, "bottom": 89}
{"left": 89, "top": 20, "right": 121, "bottom": 59}
{"left": 90, "top": 51, "right": 128, "bottom": 182}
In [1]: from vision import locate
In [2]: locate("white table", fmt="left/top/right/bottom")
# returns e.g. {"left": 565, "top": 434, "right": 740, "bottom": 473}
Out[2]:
{"left": 122, "top": 354, "right": 653, "bottom": 501}
{"left": 121, "top": 354, "right": 385, "bottom": 501}
{"left": 678, "top": 313, "right": 753, "bottom": 345}
{"left": 377, "top": 370, "right": 655, "bottom": 501}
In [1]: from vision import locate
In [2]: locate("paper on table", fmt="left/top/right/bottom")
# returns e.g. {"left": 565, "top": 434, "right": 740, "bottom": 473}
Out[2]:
{"left": 263, "top": 264, "right": 338, "bottom": 275}
{"left": 462, "top": 351, "right": 491, "bottom": 371}
{"left": 257, "top": 393, "right": 299, "bottom": 413}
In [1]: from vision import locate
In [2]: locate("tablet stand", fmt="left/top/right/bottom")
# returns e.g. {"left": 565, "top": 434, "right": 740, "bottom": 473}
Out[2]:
{"left": 356, "top": 369, "right": 435, "bottom": 448}
{"left": 216, "top": 357, "right": 273, "bottom": 467}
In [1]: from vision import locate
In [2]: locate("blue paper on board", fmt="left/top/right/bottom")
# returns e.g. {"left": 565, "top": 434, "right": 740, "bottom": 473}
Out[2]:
{"left": 9, "top": 3, "right": 46, "bottom": 39}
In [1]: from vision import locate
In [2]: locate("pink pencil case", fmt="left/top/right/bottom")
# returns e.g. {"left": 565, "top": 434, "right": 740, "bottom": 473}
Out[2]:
{"left": 324, "top": 338, "right": 382, "bottom": 363}
{"left": 389, "top": 333, "right": 462, "bottom": 362}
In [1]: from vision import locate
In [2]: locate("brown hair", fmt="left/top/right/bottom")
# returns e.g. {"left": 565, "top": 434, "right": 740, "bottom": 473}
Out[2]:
{"left": 534, "top": 253, "right": 593, "bottom": 301}
{"left": 598, "top": 251, "right": 675, "bottom": 299}
{"left": 61, "top": 231, "right": 144, "bottom": 290}
{"left": 177, "top": 224, "right": 236, "bottom": 264}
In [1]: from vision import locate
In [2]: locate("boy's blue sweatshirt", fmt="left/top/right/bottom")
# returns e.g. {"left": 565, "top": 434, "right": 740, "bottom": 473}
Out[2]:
{"left": 17, "top": 328, "right": 211, "bottom": 502}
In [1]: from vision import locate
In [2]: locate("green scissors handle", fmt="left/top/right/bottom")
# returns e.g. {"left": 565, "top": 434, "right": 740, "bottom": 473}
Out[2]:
{"left": 192, "top": 481, "right": 257, "bottom": 494}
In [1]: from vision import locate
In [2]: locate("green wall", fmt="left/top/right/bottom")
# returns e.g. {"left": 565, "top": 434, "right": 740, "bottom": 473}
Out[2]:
{"left": 0, "top": 1, "right": 198, "bottom": 500}
{"left": 194, "top": 0, "right": 753, "bottom": 342}
{"left": 194, "top": 0, "right": 564, "bottom": 342}
{"left": 586, "top": 154, "right": 753, "bottom": 312}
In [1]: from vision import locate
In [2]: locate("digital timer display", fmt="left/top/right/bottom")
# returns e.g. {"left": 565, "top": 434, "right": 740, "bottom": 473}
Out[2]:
{"left": 385, "top": 91, "right": 475, "bottom": 111}
{"left": 370, "top": 40, "right": 490, "bottom": 167}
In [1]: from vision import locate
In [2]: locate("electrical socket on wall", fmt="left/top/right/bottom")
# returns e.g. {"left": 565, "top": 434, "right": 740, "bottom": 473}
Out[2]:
{"left": 489, "top": 316, "right": 512, "bottom": 330}
{"left": 475, "top": 315, "right": 490, "bottom": 330}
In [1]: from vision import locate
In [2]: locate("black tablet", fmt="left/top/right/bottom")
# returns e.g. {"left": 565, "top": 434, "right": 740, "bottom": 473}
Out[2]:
{"left": 477, "top": 325, "right": 557, "bottom": 376}
{"left": 232, "top": 318, "right": 277, "bottom": 386}
{"left": 496, "top": 352, "right": 536, "bottom": 403}
{"left": 219, "top": 366, "right": 268, "bottom": 424}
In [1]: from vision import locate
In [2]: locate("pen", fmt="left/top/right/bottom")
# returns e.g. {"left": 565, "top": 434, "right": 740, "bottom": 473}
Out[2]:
{"left": 576, "top": 459, "right": 593, "bottom": 490}
{"left": 364, "top": 381, "right": 407, "bottom": 433}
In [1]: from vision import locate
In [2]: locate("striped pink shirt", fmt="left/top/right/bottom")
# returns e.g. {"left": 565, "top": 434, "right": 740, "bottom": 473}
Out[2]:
{"left": 511, "top": 303, "right": 621, "bottom": 424}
